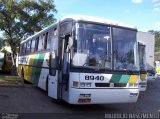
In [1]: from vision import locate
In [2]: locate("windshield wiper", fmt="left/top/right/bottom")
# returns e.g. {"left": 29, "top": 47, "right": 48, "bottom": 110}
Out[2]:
{"left": 83, "top": 62, "right": 102, "bottom": 70}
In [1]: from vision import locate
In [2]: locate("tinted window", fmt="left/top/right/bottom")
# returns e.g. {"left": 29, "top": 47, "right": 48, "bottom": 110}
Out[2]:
{"left": 31, "top": 39, "right": 35, "bottom": 53}
{"left": 47, "top": 32, "right": 52, "bottom": 50}
{"left": 21, "top": 43, "right": 26, "bottom": 55}
{"left": 44, "top": 32, "right": 48, "bottom": 50}
{"left": 38, "top": 36, "right": 43, "bottom": 51}
{"left": 35, "top": 37, "right": 39, "bottom": 52}
{"left": 60, "top": 22, "right": 72, "bottom": 36}
{"left": 113, "top": 27, "right": 137, "bottom": 70}
{"left": 26, "top": 40, "right": 31, "bottom": 53}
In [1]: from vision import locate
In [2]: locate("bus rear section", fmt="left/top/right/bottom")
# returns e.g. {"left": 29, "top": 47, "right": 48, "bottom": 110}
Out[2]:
{"left": 137, "top": 31, "right": 156, "bottom": 92}
{"left": 138, "top": 42, "right": 147, "bottom": 91}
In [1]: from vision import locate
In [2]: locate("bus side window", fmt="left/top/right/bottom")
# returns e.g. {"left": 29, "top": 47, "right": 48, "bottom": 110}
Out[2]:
{"left": 20, "top": 44, "right": 23, "bottom": 55}
{"left": 43, "top": 34, "right": 45, "bottom": 49}
{"left": 45, "top": 32, "right": 50, "bottom": 49}
{"left": 26, "top": 40, "right": 31, "bottom": 54}
{"left": 43, "top": 32, "right": 50, "bottom": 49}
{"left": 47, "top": 32, "right": 51, "bottom": 50}
{"left": 49, "top": 28, "right": 58, "bottom": 51}
{"left": 38, "top": 36, "right": 43, "bottom": 51}
{"left": 22, "top": 43, "right": 26, "bottom": 55}
{"left": 35, "top": 37, "right": 39, "bottom": 52}
{"left": 31, "top": 39, "right": 35, "bottom": 53}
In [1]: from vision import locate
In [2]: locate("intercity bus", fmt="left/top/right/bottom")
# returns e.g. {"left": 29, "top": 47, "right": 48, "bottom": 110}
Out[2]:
{"left": 18, "top": 15, "right": 140, "bottom": 104}
{"left": 138, "top": 42, "right": 147, "bottom": 91}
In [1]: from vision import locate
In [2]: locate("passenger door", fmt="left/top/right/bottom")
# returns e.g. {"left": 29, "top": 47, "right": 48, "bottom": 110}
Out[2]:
{"left": 48, "top": 28, "right": 59, "bottom": 99}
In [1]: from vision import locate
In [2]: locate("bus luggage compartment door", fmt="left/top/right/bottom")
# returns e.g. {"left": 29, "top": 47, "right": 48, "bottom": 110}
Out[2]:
{"left": 48, "top": 74, "right": 58, "bottom": 99}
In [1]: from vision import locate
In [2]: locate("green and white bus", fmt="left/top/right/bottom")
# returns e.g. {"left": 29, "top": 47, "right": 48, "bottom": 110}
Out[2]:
{"left": 18, "top": 15, "right": 140, "bottom": 104}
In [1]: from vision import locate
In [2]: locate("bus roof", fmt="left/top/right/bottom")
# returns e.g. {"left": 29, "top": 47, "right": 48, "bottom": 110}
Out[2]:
{"left": 21, "top": 15, "right": 136, "bottom": 44}
{"left": 61, "top": 15, "right": 136, "bottom": 29}
{"left": 21, "top": 22, "right": 58, "bottom": 44}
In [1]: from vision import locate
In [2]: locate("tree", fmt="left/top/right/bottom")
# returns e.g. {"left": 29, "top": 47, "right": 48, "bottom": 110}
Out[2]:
{"left": 0, "top": 37, "right": 4, "bottom": 49}
{"left": 148, "top": 30, "right": 160, "bottom": 52}
{"left": 0, "top": 0, "right": 57, "bottom": 75}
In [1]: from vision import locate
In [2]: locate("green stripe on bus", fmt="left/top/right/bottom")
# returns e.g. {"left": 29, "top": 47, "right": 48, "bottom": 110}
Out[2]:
{"left": 33, "top": 53, "right": 45, "bottom": 85}
{"left": 30, "top": 54, "right": 40, "bottom": 83}
{"left": 110, "top": 74, "right": 122, "bottom": 83}
{"left": 119, "top": 75, "right": 130, "bottom": 83}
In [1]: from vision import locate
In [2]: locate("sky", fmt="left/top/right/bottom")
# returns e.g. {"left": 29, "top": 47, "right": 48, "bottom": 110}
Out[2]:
{"left": 54, "top": 0, "right": 160, "bottom": 32}
{"left": 0, "top": 0, "right": 160, "bottom": 38}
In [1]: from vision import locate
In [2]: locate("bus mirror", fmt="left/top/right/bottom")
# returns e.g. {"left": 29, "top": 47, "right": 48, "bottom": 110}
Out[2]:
{"left": 68, "top": 37, "right": 73, "bottom": 49}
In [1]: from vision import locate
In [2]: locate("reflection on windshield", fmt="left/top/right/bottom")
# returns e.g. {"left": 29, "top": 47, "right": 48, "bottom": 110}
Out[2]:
{"left": 72, "top": 23, "right": 111, "bottom": 69}
{"left": 113, "top": 27, "right": 137, "bottom": 70}
{"left": 72, "top": 22, "right": 138, "bottom": 71}
{"left": 138, "top": 44, "right": 146, "bottom": 70}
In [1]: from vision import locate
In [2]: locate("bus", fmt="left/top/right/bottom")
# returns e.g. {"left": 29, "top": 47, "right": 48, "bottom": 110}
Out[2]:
{"left": 137, "top": 31, "right": 156, "bottom": 81}
{"left": 18, "top": 15, "right": 140, "bottom": 104}
{"left": 138, "top": 42, "right": 147, "bottom": 91}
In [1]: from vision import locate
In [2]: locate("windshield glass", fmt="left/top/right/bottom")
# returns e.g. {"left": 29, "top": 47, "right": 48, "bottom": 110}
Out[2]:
{"left": 138, "top": 44, "right": 146, "bottom": 70}
{"left": 113, "top": 27, "right": 137, "bottom": 70}
{"left": 72, "top": 22, "right": 111, "bottom": 69}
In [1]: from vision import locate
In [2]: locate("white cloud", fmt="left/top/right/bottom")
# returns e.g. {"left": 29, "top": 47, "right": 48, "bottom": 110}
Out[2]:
{"left": 131, "top": 0, "right": 143, "bottom": 4}
{"left": 152, "top": 0, "right": 159, "bottom": 3}
{"left": 155, "top": 3, "right": 160, "bottom": 6}
{"left": 153, "top": 7, "right": 160, "bottom": 12}
{"left": 152, "top": 0, "right": 160, "bottom": 13}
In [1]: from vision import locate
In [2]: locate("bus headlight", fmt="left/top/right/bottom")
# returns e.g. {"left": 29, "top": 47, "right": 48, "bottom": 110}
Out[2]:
{"left": 80, "top": 82, "right": 92, "bottom": 87}
{"left": 80, "top": 83, "right": 85, "bottom": 87}
{"left": 128, "top": 83, "right": 138, "bottom": 87}
{"left": 86, "top": 83, "right": 91, "bottom": 87}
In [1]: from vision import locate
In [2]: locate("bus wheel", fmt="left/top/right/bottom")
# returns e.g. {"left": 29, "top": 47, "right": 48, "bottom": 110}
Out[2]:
{"left": 21, "top": 69, "right": 26, "bottom": 84}
{"left": 51, "top": 98, "right": 62, "bottom": 104}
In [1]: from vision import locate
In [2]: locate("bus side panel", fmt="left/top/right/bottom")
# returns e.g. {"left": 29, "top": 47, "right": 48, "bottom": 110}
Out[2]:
{"left": 30, "top": 54, "right": 39, "bottom": 83}
{"left": 27, "top": 55, "right": 35, "bottom": 81}
{"left": 26, "top": 53, "right": 49, "bottom": 89}
{"left": 38, "top": 52, "right": 50, "bottom": 90}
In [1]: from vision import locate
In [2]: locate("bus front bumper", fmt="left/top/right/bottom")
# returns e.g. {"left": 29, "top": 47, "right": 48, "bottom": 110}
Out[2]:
{"left": 68, "top": 88, "right": 139, "bottom": 104}
{"left": 139, "top": 81, "right": 147, "bottom": 91}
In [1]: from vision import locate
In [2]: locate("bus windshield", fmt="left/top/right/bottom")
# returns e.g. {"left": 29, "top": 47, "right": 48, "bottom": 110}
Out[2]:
{"left": 113, "top": 27, "right": 137, "bottom": 71}
{"left": 72, "top": 22, "right": 111, "bottom": 69}
{"left": 72, "top": 22, "right": 138, "bottom": 71}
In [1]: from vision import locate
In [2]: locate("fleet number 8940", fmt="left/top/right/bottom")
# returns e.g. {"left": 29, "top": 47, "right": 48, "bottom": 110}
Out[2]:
{"left": 85, "top": 75, "right": 104, "bottom": 81}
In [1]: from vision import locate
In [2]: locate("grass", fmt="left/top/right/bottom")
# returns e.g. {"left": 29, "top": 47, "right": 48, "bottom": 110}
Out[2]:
{"left": 0, "top": 74, "right": 22, "bottom": 85}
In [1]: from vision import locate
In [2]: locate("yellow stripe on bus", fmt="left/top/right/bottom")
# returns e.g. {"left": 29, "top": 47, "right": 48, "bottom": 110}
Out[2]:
{"left": 27, "top": 55, "right": 35, "bottom": 81}
{"left": 140, "top": 74, "right": 147, "bottom": 80}
{"left": 128, "top": 75, "right": 138, "bottom": 83}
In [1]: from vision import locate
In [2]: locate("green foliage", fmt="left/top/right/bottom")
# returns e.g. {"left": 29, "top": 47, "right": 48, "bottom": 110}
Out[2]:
{"left": 0, "top": 0, "right": 57, "bottom": 55}
{"left": 155, "top": 31, "right": 160, "bottom": 51}
{"left": 150, "top": 30, "right": 160, "bottom": 61}
{"left": 0, "top": 0, "right": 56, "bottom": 71}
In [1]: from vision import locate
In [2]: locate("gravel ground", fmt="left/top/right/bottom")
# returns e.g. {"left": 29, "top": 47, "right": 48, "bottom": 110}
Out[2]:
{"left": 0, "top": 77, "right": 160, "bottom": 119}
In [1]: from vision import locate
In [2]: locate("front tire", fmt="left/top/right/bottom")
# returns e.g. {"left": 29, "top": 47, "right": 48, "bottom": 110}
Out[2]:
{"left": 21, "top": 69, "right": 26, "bottom": 85}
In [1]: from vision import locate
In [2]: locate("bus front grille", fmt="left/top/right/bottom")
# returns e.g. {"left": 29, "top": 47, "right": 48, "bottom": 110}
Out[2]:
{"left": 95, "top": 83, "right": 127, "bottom": 87}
